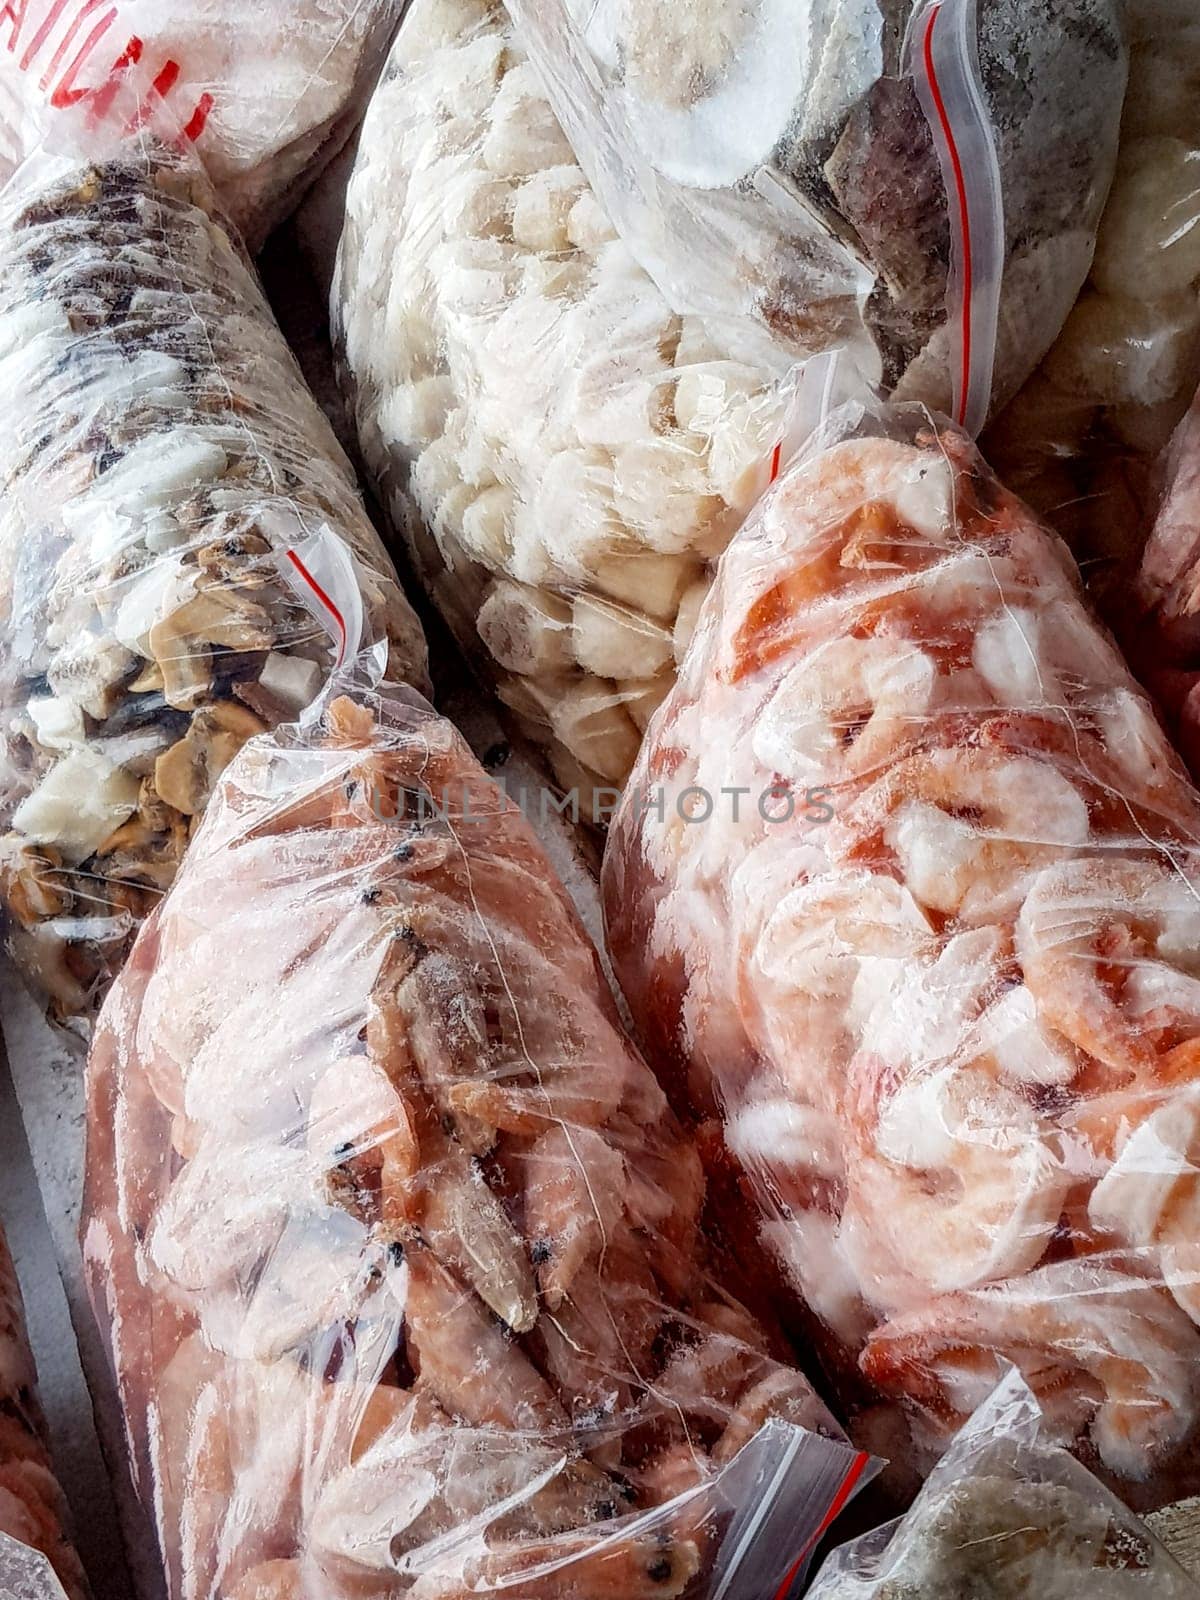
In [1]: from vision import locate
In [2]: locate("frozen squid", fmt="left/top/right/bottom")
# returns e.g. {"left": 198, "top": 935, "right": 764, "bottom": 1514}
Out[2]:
{"left": 0, "top": 140, "right": 427, "bottom": 1024}
{"left": 604, "top": 406, "right": 1200, "bottom": 1505}
{"left": 82, "top": 685, "right": 850, "bottom": 1600}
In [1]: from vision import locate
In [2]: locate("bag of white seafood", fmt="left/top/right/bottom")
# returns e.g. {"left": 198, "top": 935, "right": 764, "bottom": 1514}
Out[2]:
{"left": 602, "top": 387, "right": 1200, "bottom": 1508}
{"left": 334, "top": 0, "right": 871, "bottom": 808}
{"left": 79, "top": 676, "right": 877, "bottom": 1600}
{"left": 0, "top": 0, "right": 404, "bottom": 249}
{"left": 505, "top": 0, "right": 1127, "bottom": 428}
{"left": 985, "top": 0, "right": 1200, "bottom": 616}
{"left": 0, "top": 124, "right": 428, "bottom": 1027}
{"left": 808, "top": 1371, "right": 1200, "bottom": 1597}
{"left": 0, "top": 1226, "right": 89, "bottom": 1599}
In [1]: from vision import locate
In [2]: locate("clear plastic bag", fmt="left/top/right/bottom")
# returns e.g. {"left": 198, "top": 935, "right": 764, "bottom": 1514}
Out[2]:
{"left": 602, "top": 393, "right": 1200, "bottom": 1508}
{"left": 505, "top": 0, "right": 1127, "bottom": 424}
{"left": 334, "top": 0, "right": 832, "bottom": 805}
{"left": 0, "top": 128, "right": 428, "bottom": 1026}
{"left": 0, "top": 0, "right": 405, "bottom": 248}
{"left": 80, "top": 679, "right": 877, "bottom": 1600}
{"left": 0, "top": 1227, "right": 88, "bottom": 1599}
{"left": 809, "top": 1371, "right": 1200, "bottom": 1597}
{"left": 984, "top": 0, "right": 1200, "bottom": 616}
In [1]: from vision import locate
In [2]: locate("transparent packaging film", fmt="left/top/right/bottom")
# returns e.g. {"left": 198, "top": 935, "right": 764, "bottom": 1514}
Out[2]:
{"left": 0, "top": 0, "right": 407, "bottom": 248}
{"left": 985, "top": 0, "right": 1200, "bottom": 616}
{"left": 0, "top": 128, "right": 428, "bottom": 1026}
{"left": 0, "top": 1227, "right": 88, "bottom": 1599}
{"left": 335, "top": 0, "right": 848, "bottom": 806}
{"left": 79, "top": 680, "right": 877, "bottom": 1600}
{"left": 809, "top": 1372, "right": 1200, "bottom": 1597}
{"left": 505, "top": 0, "right": 1126, "bottom": 422}
{"left": 602, "top": 398, "right": 1200, "bottom": 1508}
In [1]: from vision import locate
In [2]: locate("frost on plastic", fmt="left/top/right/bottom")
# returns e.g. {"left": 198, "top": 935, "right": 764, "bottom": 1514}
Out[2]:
{"left": 0, "top": 132, "right": 428, "bottom": 1025}
{"left": 335, "top": 0, "right": 818, "bottom": 804}
{"left": 809, "top": 1372, "right": 1200, "bottom": 1597}
{"left": 507, "top": 0, "right": 1126, "bottom": 422}
{"left": 985, "top": 1, "right": 1200, "bottom": 616}
{"left": 0, "top": 0, "right": 405, "bottom": 248}
{"left": 0, "top": 1230, "right": 88, "bottom": 1599}
{"left": 79, "top": 684, "right": 871, "bottom": 1600}
{"left": 603, "top": 402, "right": 1200, "bottom": 1507}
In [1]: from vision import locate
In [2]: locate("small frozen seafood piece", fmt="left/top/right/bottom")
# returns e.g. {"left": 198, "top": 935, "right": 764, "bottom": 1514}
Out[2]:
{"left": 0, "top": 0, "right": 406, "bottom": 247}
{"left": 0, "top": 142, "right": 426, "bottom": 1023}
{"left": 604, "top": 405, "right": 1200, "bottom": 1505}
{"left": 0, "top": 1227, "right": 89, "bottom": 1598}
{"left": 335, "top": 0, "right": 796, "bottom": 792}
{"left": 810, "top": 1373, "right": 1200, "bottom": 1597}
{"left": 82, "top": 686, "right": 852, "bottom": 1600}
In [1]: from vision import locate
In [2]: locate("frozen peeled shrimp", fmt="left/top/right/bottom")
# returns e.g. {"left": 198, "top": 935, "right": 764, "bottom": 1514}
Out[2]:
{"left": 604, "top": 411, "right": 1200, "bottom": 1498}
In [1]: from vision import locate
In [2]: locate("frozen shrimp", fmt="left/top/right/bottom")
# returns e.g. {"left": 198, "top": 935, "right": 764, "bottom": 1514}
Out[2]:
{"left": 1090, "top": 1086, "right": 1200, "bottom": 1324}
{"left": 841, "top": 748, "right": 1091, "bottom": 924}
{"left": 861, "top": 1262, "right": 1200, "bottom": 1481}
{"left": 841, "top": 1064, "right": 1070, "bottom": 1304}
{"left": 1018, "top": 855, "right": 1200, "bottom": 1084}
{"left": 752, "top": 635, "right": 937, "bottom": 784}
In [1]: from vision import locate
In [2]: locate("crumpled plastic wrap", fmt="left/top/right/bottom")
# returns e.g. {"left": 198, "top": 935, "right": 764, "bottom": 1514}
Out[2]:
{"left": 0, "top": 0, "right": 405, "bottom": 249}
{"left": 0, "top": 1227, "right": 88, "bottom": 1599}
{"left": 335, "top": 0, "right": 820, "bottom": 805}
{"left": 506, "top": 0, "right": 1127, "bottom": 421}
{"left": 80, "top": 682, "right": 872, "bottom": 1600}
{"left": 985, "top": 0, "right": 1200, "bottom": 613}
{"left": 809, "top": 1372, "right": 1200, "bottom": 1597}
{"left": 0, "top": 135, "right": 428, "bottom": 1026}
{"left": 603, "top": 399, "right": 1200, "bottom": 1507}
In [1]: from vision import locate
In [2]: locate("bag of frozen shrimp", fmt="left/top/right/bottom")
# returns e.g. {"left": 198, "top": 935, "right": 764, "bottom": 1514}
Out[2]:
{"left": 603, "top": 363, "right": 1200, "bottom": 1510}
{"left": 80, "top": 653, "right": 880, "bottom": 1598}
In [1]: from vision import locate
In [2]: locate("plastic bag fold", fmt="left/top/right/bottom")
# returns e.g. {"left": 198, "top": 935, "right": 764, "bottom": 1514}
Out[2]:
{"left": 0, "top": 1227, "right": 88, "bottom": 1599}
{"left": 603, "top": 393, "right": 1200, "bottom": 1508}
{"left": 0, "top": 0, "right": 406, "bottom": 248}
{"left": 809, "top": 1372, "right": 1200, "bottom": 1596}
{"left": 81, "top": 681, "right": 873, "bottom": 1600}
{"left": 0, "top": 125, "right": 427, "bottom": 1026}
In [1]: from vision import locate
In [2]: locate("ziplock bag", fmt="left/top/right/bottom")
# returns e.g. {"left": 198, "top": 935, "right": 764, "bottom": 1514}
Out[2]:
{"left": 809, "top": 1371, "right": 1200, "bottom": 1597}
{"left": 336, "top": 0, "right": 844, "bottom": 804}
{"left": 603, "top": 390, "right": 1200, "bottom": 1508}
{"left": 985, "top": 1, "right": 1200, "bottom": 614}
{"left": 0, "top": 1227, "right": 88, "bottom": 1599}
{"left": 0, "top": 0, "right": 405, "bottom": 249}
{"left": 505, "top": 0, "right": 1127, "bottom": 427}
{"left": 80, "top": 675, "right": 876, "bottom": 1600}
{"left": 0, "top": 123, "right": 427, "bottom": 1026}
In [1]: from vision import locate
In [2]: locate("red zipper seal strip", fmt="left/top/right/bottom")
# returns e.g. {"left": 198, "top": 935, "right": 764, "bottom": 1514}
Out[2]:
{"left": 771, "top": 1449, "right": 873, "bottom": 1600}
{"left": 921, "top": 0, "right": 973, "bottom": 430}
{"left": 287, "top": 548, "right": 348, "bottom": 669}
